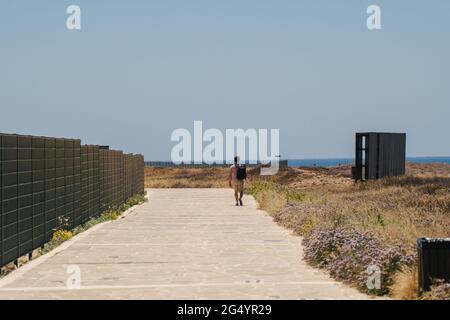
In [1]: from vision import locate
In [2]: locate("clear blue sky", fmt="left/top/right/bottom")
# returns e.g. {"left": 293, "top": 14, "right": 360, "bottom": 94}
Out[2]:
{"left": 1, "top": 1, "right": 449, "bottom": 159}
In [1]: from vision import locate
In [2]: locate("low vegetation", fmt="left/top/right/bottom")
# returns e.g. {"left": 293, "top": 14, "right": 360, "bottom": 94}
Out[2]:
{"left": 302, "top": 227, "right": 415, "bottom": 295}
{"left": 248, "top": 164, "right": 450, "bottom": 299}
{"left": 51, "top": 229, "right": 74, "bottom": 242}
{"left": 145, "top": 167, "right": 230, "bottom": 188}
{"left": 42, "top": 193, "right": 147, "bottom": 254}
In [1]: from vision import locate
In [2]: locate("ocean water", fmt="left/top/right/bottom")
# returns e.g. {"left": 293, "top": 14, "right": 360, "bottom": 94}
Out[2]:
{"left": 288, "top": 158, "right": 354, "bottom": 167}
{"left": 288, "top": 157, "right": 450, "bottom": 167}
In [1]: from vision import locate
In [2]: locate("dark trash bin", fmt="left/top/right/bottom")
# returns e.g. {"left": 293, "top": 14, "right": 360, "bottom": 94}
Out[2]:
{"left": 417, "top": 237, "right": 450, "bottom": 291}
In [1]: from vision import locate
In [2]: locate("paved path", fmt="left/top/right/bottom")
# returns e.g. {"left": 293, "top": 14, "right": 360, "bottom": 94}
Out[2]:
{"left": 0, "top": 189, "right": 368, "bottom": 299}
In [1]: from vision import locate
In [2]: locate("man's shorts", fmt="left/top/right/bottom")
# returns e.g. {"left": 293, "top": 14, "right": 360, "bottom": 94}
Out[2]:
{"left": 232, "top": 180, "right": 244, "bottom": 193}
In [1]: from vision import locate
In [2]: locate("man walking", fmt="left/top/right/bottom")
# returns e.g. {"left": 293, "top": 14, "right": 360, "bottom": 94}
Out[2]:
{"left": 229, "top": 156, "right": 246, "bottom": 206}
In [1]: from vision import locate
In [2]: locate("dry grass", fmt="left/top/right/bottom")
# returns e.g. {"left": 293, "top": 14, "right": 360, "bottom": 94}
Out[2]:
{"left": 245, "top": 165, "right": 450, "bottom": 245}
{"left": 390, "top": 267, "right": 419, "bottom": 300}
{"left": 145, "top": 167, "right": 230, "bottom": 188}
{"left": 247, "top": 164, "right": 450, "bottom": 298}
{"left": 144, "top": 166, "right": 264, "bottom": 188}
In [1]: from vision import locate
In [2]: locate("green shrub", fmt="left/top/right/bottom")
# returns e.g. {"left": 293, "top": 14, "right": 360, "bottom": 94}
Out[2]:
{"left": 51, "top": 229, "right": 73, "bottom": 242}
{"left": 40, "top": 193, "right": 147, "bottom": 255}
{"left": 248, "top": 181, "right": 304, "bottom": 214}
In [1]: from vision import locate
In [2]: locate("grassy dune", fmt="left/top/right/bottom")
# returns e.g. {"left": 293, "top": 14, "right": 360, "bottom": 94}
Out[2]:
{"left": 144, "top": 163, "right": 450, "bottom": 299}
{"left": 145, "top": 167, "right": 230, "bottom": 188}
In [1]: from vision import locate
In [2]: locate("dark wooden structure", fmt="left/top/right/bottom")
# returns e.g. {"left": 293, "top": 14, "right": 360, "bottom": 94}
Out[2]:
{"left": 352, "top": 132, "right": 406, "bottom": 181}
{"left": 417, "top": 238, "right": 450, "bottom": 291}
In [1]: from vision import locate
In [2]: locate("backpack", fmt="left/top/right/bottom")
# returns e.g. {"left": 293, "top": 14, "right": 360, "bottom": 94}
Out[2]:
{"left": 236, "top": 165, "right": 247, "bottom": 180}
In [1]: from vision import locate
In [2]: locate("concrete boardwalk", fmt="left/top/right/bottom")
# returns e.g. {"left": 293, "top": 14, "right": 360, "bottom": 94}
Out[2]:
{"left": 0, "top": 189, "right": 368, "bottom": 299}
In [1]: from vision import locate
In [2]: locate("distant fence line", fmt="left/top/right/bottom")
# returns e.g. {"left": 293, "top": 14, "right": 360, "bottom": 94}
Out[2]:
{"left": 144, "top": 160, "right": 288, "bottom": 169}
{"left": 0, "top": 133, "right": 144, "bottom": 268}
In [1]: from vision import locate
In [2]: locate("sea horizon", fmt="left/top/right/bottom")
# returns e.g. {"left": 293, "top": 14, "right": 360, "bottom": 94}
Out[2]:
{"left": 145, "top": 156, "right": 450, "bottom": 168}
{"left": 287, "top": 156, "right": 450, "bottom": 167}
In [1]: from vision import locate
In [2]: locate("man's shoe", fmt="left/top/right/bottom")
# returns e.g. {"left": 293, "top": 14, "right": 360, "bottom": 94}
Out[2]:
{"left": 235, "top": 203, "right": 239, "bottom": 206}
{"left": 239, "top": 199, "right": 243, "bottom": 206}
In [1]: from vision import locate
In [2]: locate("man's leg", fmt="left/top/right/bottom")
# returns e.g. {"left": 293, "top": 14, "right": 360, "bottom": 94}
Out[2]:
{"left": 233, "top": 182, "right": 239, "bottom": 205}
{"left": 238, "top": 181, "right": 244, "bottom": 206}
